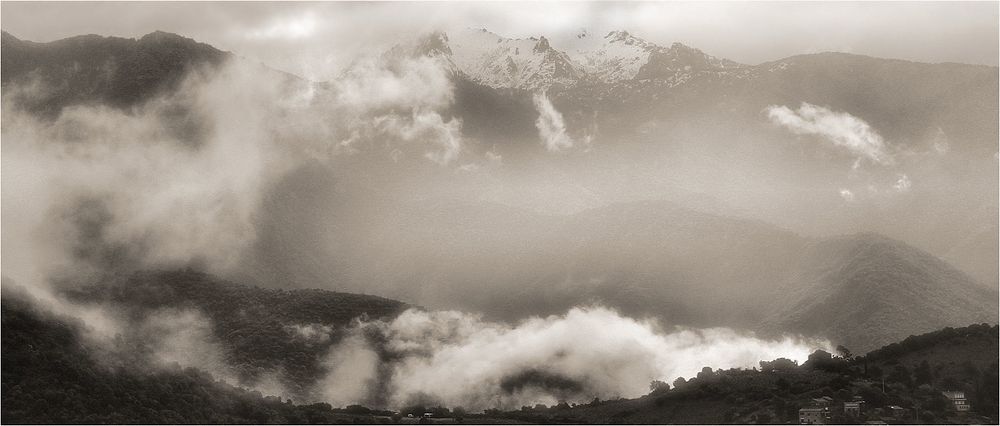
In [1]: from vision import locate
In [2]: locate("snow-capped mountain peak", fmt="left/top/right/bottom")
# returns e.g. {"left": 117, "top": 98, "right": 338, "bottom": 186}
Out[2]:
{"left": 633, "top": 41, "right": 744, "bottom": 80}
{"left": 567, "top": 30, "right": 661, "bottom": 82}
{"left": 445, "top": 28, "right": 582, "bottom": 90}
{"left": 604, "top": 30, "right": 650, "bottom": 47}
{"left": 380, "top": 28, "right": 744, "bottom": 89}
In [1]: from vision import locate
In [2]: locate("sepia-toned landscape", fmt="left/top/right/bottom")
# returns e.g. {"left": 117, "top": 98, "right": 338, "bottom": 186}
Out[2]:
{"left": 2, "top": 2, "right": 998, "bottom": 424}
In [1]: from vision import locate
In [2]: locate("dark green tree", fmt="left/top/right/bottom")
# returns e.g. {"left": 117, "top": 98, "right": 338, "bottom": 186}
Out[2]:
{"left": 914, "top": 360, "right": 933, "bottom": 386}
{"left": 673, "top": 377, "right": 687, "bottom": 389}
{"left": 649, "top": 380, "right": 671, "bottom": 394}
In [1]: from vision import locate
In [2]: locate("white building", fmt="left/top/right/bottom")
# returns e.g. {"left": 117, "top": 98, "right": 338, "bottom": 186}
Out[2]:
{"left": 942, "top": 391, "right": 970, "bottom": 412}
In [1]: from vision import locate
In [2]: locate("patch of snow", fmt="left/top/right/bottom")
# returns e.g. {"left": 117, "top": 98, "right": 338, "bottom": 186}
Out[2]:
{"left": 568, "top": 30, "right": 658, "bottom": 83}
{"left": 447, "top": 28, "right": 581, "bottom": 90}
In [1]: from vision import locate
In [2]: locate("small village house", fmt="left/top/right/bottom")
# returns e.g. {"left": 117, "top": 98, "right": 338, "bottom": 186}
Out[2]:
{"left": 799, "top": 407, "right": 830, "bottom": 425}
{"left": 941, "top": 391, "right": 971, "bottom": 412}
{"left": 843, "top": 401, "right": 862, "bottom": 418}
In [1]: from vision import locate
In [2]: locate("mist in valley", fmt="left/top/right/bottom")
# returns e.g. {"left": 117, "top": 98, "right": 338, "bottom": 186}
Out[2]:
{"left": 1, "top": 2, "right": 997, "bottom": 417}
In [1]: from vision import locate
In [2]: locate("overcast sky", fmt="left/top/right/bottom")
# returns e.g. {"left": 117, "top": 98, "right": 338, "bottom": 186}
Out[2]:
{"left": 3, "top": 1, "right": 997, "bottom": 80}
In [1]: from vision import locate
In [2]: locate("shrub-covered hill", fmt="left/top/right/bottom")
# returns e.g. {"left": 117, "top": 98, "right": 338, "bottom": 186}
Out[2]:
{"left": 763, "top": 234, "right": 998, "bottom": 354}
{"left": 64, "top": 269, "right": 407, "bottom": 327}
{"left": 3, "top": 274, "right": 997, "bottom": 424}
{"left": 483, "top": 324, "right": 999, "bottom": 424}
{"left": 61, "top": 269, "right": 409, "bottom": 398}
{"left": 1, "top": 30, "right": 229, "bottom": 116}
{"left": 863, "top": 323, "right": 1000, "bottom": 404}
{"left": 0, "top": 290, "right": 394, "bottom": 424}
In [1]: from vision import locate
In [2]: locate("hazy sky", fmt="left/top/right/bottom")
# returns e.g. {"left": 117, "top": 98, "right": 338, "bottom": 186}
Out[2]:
{"left": 2, "top": 1, "right": 997, "bottom": 80}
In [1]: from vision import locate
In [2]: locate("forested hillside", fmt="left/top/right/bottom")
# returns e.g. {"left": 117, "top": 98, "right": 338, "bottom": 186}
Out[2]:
{"left": 0, "top": 289, "right": 394, "bottom": 424}
{"left": 5, "top": 280, "right": 995, "bottom": 424}
{"left": 61, "top": 269, "right": 408, "bottom": 397}
{"left": 1, "top": 31, "right": 230, "bottom": 116}
{"left": 482, "top": 324, "right": 999, "bottom": 424}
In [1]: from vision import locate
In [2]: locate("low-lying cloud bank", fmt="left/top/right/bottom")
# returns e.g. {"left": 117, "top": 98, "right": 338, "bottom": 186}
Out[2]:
{"left": 317, "top": 306, "right": 829, "bottom": 411}
{"left": 5, "top": 290, "right": 830, "bottom": 413}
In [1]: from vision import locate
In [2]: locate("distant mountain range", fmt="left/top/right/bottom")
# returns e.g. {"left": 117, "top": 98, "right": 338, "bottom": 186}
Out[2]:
{"left": 1, "top": 31, "right": 229, "bottom": 116}
{"left": 426, "top": 30, "right": 999, "bottom": 162}
{"left": 242, "top": 180, "right": 997, "bottom": 352}
{"left": 762, "top": 233, "right": 998, "bottom": 352}
{"left": 4, "top": 28, "right": 997, "bottom": 164}
{"left": 388, "top": 28, "right": 746, "bottom": 91}
{"left": 1, "top": 29, "right": 996, "bottom": 353}
{"left": 7, "top": 28, "right": 996, "bottom": 153}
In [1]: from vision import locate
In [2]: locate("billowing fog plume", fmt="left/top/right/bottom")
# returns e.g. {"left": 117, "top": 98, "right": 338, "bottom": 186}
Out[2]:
{"left": 317, "top": 307, "right": 828, "bottom": 410}
{"left": 140, "top": 308, "right": 241, "bottom": 384}
{"left": 1, "top": 54, "right": 462, "bottom": 288}
{"left": 1, "top": 54, "right": 471, "bottom": 401}
{"left": 532, "top": 92, "right": 574, "bottom": 151}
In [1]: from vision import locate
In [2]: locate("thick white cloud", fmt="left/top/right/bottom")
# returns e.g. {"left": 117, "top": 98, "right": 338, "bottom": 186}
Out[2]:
{"left": 533, "top": 92, "right": 574, "bottom": 152}
{"left": 400, "top": 111, "right": 464, "bottom": 166}
{"left": 839, "top": 189, "right": 856, "bottom": 202}
{"left": 2, "top": 53, "right": 469, "bottom": 287}
{"left": 767, "top": 102, "right": 892, "bottom": 167}
{"left": 333, "top": 56, "right": 465, "bottom": 165}
{"left": 315, "top": 334, "right": 381, "bottom": 407}
{"left": 245, "top": 11, "right": 318, "bottom": 41}
{"left": 142, "top": 308, "right": 240, "bottom": 384}
{"left": 318, "top": 307, "right": 828, "bottom": 411}
{"left": 334, "top": 56, "right": 454, "bottom": 112}
{"left": 0, "top": 54, "right": 470, "bottom": 399}
{"left": 287, "top": 323, "right": 334, "bottom": 344}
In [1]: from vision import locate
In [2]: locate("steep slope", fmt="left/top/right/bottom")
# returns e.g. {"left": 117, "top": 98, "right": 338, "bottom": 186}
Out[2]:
{"left": 4, "top": 29, "right": 995, "bottom": 355}
{"left": 563, "top": 30, "right": 744, "bottom": 84}
{"left": 1, "top": 31, "right": 230, "bottom": 116}
{"left": 240, "top": 186, "right": 810, "bottom": 327}
{"left": 446, "top": 28, "right": 583, "bottom": 90}
{"left": 550, "top": 51, "right": 997, "bottom": 152}
{"left": 493, "top": 324, "right": 998, "bottom": 424}
{"left": 741, "top": 53, "right": 999, "bottom": 155}
{"left": 569, "top": 30, "right": 662, "bottom": 82}
{"left": 943, "top": 219, "right": 999, "bottom": 287}
{"left": 555, "top": 208, "right": 997, "bottom": 348}
{"left": 444, "top": 44, "right": 997, "bottom": 287}
{"left": 62, "top": 270, "right": 408, "bottom": 399}
{"left": 241, "top": 173, "right": 996, "bottom": 351}
{"left": 864, "top": 323, "right": 1000, "bottom": 380}
{"left": 552, "top": 200, "right": 807, "bottom": 326}
{"left": 636, "top": 41, "right": 743, "bottom": 79}
{"left": 436, "top": 32, "right": 997, "bottom": 158}
{"left": 387, "top": 28, "right": 742, "bottom": 90}
{"left": 765, "top": 234, "right": 999, "bottom": 352}
{"left": 0, "top": 289, "right": 395, "bottom": 424}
